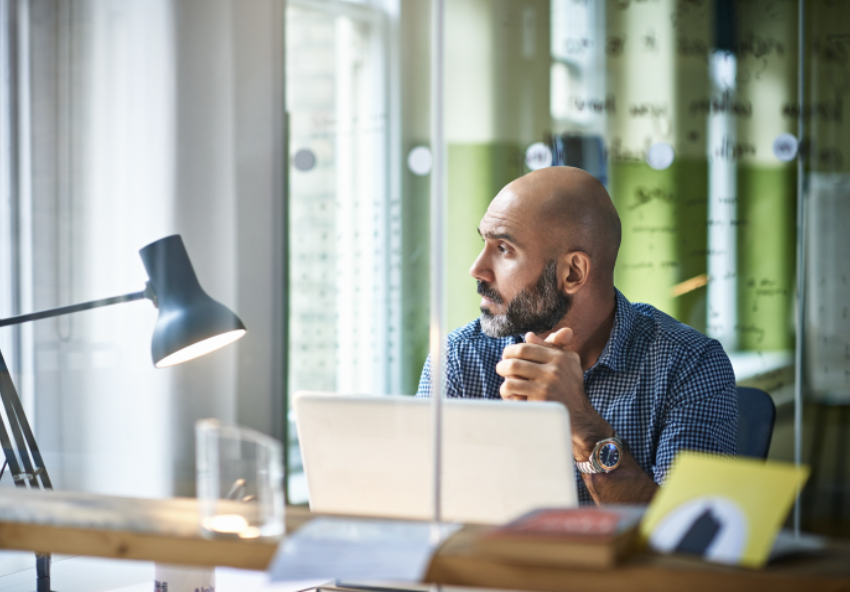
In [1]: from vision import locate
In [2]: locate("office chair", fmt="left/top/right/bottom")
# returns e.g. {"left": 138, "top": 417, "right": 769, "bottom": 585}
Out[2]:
{"left": 736, "top": 386, "right": 776, "bottom": 459}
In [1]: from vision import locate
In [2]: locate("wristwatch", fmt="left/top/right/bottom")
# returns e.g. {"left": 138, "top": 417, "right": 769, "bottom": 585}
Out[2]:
{"left": 575, "top": 436, "right": 623, "bottom": 474}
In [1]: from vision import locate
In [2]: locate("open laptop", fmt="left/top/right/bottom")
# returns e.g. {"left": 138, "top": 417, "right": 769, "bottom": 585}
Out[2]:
{"left": 294, "top": 392, "right": 578, "bottom": 524}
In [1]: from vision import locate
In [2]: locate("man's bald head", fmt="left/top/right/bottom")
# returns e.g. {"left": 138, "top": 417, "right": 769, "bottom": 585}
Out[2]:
{"left": 493, "top": 166, "right": 621, "bottom": 282}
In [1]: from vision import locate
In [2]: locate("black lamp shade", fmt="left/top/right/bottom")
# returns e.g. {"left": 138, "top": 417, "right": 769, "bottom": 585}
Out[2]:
{"left": 139, "top": 235, "right": 246, "bottom": 368}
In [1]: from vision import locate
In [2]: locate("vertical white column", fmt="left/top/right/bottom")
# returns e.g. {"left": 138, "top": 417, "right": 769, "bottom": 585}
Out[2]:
{"left": 16, "top": 0, "right": 34, "bottom": 422}
{"left": 429, "top": 0, "right": 446, "bottom": 532}
{"left": 706, "top": 51, "right": 738, "bottom": 350}
{"left": 0, "top": 0, "right": 16, "bottom": 372}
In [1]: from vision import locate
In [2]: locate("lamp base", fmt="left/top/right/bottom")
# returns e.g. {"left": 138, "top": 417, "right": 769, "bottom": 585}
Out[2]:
{"left": 36, "top": 554, "right": 54, "bottom": 592}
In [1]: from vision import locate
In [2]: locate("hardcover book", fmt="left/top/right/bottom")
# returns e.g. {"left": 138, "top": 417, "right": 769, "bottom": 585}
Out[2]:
{"left": 472, "top": 506, "right": 644, "bottom": 569}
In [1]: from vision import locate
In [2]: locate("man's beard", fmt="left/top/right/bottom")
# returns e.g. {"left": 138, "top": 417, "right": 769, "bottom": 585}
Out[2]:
{"left": 478, "top": 260, "right": 572, "bottom": 338}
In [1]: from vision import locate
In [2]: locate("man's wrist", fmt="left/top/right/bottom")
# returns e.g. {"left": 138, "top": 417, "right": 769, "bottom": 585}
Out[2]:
{"left": 574, "top": 427, "right": 616, "bottom": 462}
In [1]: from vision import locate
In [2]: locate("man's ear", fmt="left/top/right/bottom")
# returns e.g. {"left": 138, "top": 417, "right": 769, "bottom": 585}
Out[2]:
{"left": 560, "top": 251, "right": 591, "bottom": 294}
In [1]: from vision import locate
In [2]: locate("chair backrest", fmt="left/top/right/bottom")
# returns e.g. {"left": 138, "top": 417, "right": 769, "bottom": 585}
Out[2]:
{"left": 736, "top": 386, "right": 776, "bottom": 459}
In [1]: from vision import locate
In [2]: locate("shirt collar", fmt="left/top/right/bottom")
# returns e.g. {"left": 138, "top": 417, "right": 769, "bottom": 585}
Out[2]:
{"left": 592, "top": 288, "right": 635, "bottom": 373}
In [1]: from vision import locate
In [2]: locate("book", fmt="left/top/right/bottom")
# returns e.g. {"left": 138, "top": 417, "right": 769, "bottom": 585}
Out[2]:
{"left": 471, "top": 506, "right": 644, "bottom": 569}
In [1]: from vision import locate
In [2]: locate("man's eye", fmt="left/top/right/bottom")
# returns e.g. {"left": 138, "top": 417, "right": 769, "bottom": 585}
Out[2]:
{"left": 498, "top": 244, "right": 509, "bottom": 254}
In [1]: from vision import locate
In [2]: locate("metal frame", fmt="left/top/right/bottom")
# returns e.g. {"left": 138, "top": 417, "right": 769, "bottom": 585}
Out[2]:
{"left": 0, "top": 347, "right": 51, "bottom": 490}
{"left": 0, "top": 342, "right": 52, "bottom": 592}
{"left": 0, "top": 291, "right": 147, "bottom": 328}
{"left": 429, "top": 0, "right": 446, "bottom": 529}
{"left": 793, "top": 0, "right": 806, "bottom": 536}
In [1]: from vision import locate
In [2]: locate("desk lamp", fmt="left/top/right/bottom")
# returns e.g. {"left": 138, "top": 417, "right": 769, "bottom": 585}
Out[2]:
{"left": 0, "top": 234, "right": 246, "bottom": 592}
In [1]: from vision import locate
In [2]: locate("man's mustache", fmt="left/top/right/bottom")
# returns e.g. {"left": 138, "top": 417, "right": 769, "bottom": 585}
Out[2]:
{"left": 477, "top": 281, "right": 504, "bottom": 305}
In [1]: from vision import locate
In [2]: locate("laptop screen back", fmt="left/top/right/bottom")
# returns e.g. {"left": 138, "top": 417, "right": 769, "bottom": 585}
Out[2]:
{"left": 294, "top": 392, "right": 578, "bottom": 524}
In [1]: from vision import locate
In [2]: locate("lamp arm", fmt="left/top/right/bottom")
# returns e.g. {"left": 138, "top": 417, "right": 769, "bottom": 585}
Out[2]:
{"left": 0, "top": 288, "right": 150, "bottom": 328}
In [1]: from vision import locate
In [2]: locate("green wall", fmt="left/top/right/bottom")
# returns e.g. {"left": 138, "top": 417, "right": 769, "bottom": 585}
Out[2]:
{"left": 736, "top": 165, "right": 797, "bottom": 350}
{"left": 446, "top": 143, "right": 524, "bottom": 333}
{"left": 400, "top": 166, "right": 431, "bottom": 395}
{"left": 610, "top": 159, "right": 709, "bottom": 331}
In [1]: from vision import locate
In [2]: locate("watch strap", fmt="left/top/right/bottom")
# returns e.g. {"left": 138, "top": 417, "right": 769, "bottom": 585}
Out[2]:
{"left": 575, "top": 460, "right": 598, "bottom": 474}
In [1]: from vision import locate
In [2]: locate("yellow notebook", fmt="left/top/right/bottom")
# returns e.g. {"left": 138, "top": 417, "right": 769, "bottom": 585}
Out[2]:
{"left": 640, "top": 452, "right": 809, "bottom": 568}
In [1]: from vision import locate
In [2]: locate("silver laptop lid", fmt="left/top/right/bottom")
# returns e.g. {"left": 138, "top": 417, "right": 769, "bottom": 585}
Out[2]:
{"left": 294, "top": 392, "right": 578, "bottom": 524}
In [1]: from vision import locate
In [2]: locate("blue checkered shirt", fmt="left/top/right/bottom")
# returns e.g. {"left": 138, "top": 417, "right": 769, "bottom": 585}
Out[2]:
{"left": 416, "top": 289, "right": 737, "bottom": 504}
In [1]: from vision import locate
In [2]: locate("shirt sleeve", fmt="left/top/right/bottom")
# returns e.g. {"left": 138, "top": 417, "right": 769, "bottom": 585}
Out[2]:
{"left": 652, "top": 341, "right": 738, "bottom": 485}
{"left": 415, "top": 349, "right": 462, "bottom": 398}
{"left": 415, "top": 355, "right": 433, "bottom": 397}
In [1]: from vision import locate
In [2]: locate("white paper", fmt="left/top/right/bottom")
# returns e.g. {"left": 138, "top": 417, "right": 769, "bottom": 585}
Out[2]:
{"left": 269, "top": 517, "right": 460, "bottom": 583}
{"left": 769, "top": 529, "right": 826, "bottom": 562}
{"left": 105, "top": 570, "right": 328, "bottom": 592}
{"left": 217, "top": 567, "right": 328, "bottom": 592}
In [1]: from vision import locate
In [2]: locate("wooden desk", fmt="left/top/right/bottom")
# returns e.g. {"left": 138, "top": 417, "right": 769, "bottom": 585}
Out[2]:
{"left": 0, "top": 487, "right": 304, "bottom": 570}
{"left": 1, "top": 488, "right": 850, "bottom": 591}
{"left": 426, "top": 524, "right": 850, "bottom": 592}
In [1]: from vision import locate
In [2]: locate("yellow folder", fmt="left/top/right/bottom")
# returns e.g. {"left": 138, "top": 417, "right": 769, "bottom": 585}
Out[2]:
{"left": 639, "top": 452, "right": 809, "bottom": 568}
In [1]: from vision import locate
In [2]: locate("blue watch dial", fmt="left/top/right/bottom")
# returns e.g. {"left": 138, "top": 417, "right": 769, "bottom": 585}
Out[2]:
{"left": 598, "top": 442, "right": 621, "bottom": 470}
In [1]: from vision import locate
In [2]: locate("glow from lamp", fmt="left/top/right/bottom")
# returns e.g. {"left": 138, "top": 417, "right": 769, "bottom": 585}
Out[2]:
{"left": 155, "top": 329, "right": 247, "bottom": 368}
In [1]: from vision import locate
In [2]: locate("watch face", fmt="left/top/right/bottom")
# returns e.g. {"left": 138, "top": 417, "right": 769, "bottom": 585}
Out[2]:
{"left": 597, "top": 442, "right": 621, "bottom": 470}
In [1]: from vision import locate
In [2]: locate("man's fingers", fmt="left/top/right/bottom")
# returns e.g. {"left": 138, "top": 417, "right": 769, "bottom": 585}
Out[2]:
{"left": 545, "top": 327, "right": 574, "bottom": 349}
{"left": 525, "top": 332, "right": 546, "bottom": 345}
{"left": 496, "top": 357, "right": 548, "bottom": 380}
{"left": 500, "top": 377, "right": 540, "bottom": 399}
{"left": 499, "top": 380, "right": 527, "bottom": 400}
{"left": 502, "top": 342, "right": 557, "bottom": 363}
{"left": 524, "top": 328, "right": 574, "bottom": 351}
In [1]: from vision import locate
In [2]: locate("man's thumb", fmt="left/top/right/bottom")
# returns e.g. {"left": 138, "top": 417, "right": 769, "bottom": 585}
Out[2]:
{"left": 545, "top": 327, "right": 573, "bottom": 349}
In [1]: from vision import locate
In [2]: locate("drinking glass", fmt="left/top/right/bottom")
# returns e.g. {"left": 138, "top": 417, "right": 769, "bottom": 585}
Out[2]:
{"left": 196, "top": 419, "right": 285, "bottom": 539}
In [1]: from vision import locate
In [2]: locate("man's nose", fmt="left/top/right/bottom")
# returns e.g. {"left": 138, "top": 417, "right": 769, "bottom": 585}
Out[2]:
{"left": 469, "top": 249, "right": 493, "bottom": 282}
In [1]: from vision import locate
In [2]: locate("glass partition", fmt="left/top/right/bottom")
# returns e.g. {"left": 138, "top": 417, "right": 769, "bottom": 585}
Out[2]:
{"left": 433, "top": 0, "right": 847, "bottom": 535}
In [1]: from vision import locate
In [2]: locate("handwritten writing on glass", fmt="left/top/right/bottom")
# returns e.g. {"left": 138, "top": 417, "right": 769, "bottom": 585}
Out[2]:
{"left": 643, "top": 29, "right": 658, "bottom": 52}
{"left": 605, "top": 138, "right": 644, "bottom": 163}
{"left": 629, "top": 187, "right": 677, "bottom": 210}
{"left": 690, "top": 92, "right": 752, "bottom": 118}
{"left": 570, "top": 95, "right": 616, "bottom": 114}
{"left": 606, "top": 35, "right": 627, "bottom": 57}
{"left": 677, "top": 37, "right": 708, "bottom": 59}
{"left": 813, "top": 34, "right": 850, "bottom": 66}
{"left": 712, "top": 137, "right": 756, "bottom": 161}
{"left": 630, "top": 103, "right": 668, "bottom": 118}
{"left": 562, "top": 37, "right": 593, "bottom": 55}
{"left": 781, "top": 97, "right": 843, "bottom": 123}
{"left": 735, "top": 33, "right": 786, "bottom": 59}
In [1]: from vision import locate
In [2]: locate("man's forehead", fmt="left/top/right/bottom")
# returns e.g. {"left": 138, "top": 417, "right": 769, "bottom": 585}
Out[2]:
{"left": 478, "top": 202, "right": 535, "bottom": 245}
{"left": 479, "top": 207, "right": 516, "bottom": 232}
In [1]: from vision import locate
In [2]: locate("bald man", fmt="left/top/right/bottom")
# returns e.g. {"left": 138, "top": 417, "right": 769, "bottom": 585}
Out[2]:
{"left": 417, "top": 166, "right": 737, "bottom": 506}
